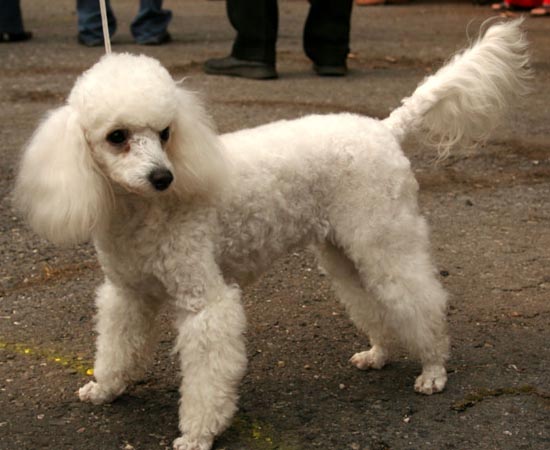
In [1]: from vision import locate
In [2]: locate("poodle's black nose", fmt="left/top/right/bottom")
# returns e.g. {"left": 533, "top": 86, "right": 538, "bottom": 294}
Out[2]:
{"left": 148, "top": 168, "right": 174, "bottom": 191}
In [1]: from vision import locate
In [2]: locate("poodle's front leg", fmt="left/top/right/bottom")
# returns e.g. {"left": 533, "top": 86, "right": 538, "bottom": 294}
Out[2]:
{"left": 173, "top": 284, "right": 247, "bottom": 450}
{"left": 79, "top": 280, "right": 162, "bottom": 405}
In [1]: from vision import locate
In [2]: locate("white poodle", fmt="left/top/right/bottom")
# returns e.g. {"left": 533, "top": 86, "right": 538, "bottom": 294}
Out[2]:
{"left": 14, "top": 20, "right": 530, "bottom": 450}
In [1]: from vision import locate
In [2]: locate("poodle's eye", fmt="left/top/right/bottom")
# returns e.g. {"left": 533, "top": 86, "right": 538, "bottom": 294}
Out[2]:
{"left": 159, "top": 127, "right": 170, "bottom": 142}
{"left": 106, "top": 129, "right": 129, "bottom": 145}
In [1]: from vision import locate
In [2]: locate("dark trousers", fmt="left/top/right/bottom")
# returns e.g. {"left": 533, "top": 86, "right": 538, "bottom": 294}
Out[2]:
{"left": 0, "top": 0, "right": 25, "bottom": 33}
{"left": 228, "top": 0, "right": 353, "bottom": 66}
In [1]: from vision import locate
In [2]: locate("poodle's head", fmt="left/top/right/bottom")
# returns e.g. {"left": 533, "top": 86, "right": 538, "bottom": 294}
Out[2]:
{"left": 14, "top": 53, "right": 226, "bottom": 245}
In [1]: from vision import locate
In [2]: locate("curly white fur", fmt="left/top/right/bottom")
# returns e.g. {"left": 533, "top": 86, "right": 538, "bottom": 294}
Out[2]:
{"left": 385, "top": 18, "right": 531, "bottom": 155}
{"left": 13, "top": 20, "right": 530, "bottom": 450}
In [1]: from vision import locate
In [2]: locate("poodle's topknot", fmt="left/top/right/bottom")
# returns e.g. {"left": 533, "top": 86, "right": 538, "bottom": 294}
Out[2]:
{"left": 69, "top": 53, "right": 179, "bottom": 130}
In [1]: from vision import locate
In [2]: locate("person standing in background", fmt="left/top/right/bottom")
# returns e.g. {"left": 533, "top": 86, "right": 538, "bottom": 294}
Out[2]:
{"left": 0, "top": 0, "right": 32, "bottom": 42}
{"left": 77, "top": 0, "right": 172, "bottom": 47}
{"left": 204, "top": 0, "right": 353, "bottom": 79}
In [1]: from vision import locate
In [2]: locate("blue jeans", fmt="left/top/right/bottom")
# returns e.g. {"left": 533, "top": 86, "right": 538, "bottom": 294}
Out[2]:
{"left": 77, "top": 0, "right": 172, "bottom": 43}
{"left": 0, "top": 0, "right": 25, "bottom": 33}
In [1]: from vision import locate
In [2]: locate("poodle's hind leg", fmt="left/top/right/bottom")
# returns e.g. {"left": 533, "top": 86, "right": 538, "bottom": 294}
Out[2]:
{"left": 353, "top": 216, "right": 450, "bottom": 395}
{"left": 314, "top": 242, "right": 394, "bottom": 372}
{"left": 79, "top": 280, "right": 163, "bottom": 404}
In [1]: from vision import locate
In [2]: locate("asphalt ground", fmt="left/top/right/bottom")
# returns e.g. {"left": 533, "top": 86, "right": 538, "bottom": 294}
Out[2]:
{"left": 1, "top": 1, "right": 549, "bottom": 449}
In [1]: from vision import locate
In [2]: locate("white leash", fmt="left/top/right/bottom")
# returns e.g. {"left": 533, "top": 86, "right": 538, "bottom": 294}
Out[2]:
{"left": 99, "top": 0, "right": 112, "bottom": 54}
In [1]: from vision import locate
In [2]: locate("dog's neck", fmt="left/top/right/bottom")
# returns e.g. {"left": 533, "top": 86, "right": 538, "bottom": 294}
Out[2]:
{"left": 100, "top": 182, "right": 210, "bottom": 232}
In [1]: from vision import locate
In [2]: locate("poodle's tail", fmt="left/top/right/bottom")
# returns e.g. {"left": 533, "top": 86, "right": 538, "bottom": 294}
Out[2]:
{"left": 383, "top": 19, "right": 531, "bottom": 156}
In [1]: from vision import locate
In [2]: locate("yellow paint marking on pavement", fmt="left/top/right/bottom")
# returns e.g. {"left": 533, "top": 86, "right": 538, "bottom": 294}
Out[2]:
{"left": 0, "top": 340, "right": 93, "bottom": 376}
{"left": 230, "top": 415, "right": 301, "bottom": 450}
{"left": 1, "top": 342, "right": 302, "bottom": 448}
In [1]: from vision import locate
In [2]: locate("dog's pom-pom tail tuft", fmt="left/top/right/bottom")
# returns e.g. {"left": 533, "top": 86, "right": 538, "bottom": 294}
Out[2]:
{"left": 384, "top": 19, "right": 532, "bottom": 157}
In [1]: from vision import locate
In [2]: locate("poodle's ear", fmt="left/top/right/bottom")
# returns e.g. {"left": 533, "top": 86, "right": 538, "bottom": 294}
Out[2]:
{"left": 167, "top": 87, "right": 229, "bottom": 199}
{"left": 14, "top": 106, "right": 111, "bottom": 246}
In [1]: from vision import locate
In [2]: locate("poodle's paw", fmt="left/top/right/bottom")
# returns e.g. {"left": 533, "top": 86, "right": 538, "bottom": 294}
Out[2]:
{"left": 414, "top": 365, "right": 447, "bottom": 395}
{"left": 78, "top": 380, "right": 125, "bottom": 405}
{"left": 173, "top": 435, "right": 213, "bottom": 450}
{"left": 350, "top": 346, "right": 387, "bottom": 370}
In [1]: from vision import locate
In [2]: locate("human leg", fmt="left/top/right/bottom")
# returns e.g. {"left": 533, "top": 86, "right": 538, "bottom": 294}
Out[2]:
{"left": 130, "top": 0, "right": 172, "bottom": 45}
{"left": 204, "top": 0, "right": 278, "bottom": 79}
{"left": 303, "top": 0, "right": 353, "bottom": 75}
{"left": 228, "top": 0, "right": 278, "bottom": 64}
{"left": 77, "top": 0, "right": 116, "bottom": 46}
{"left": 0, "top": 0, "right": 32, "bottom": 41}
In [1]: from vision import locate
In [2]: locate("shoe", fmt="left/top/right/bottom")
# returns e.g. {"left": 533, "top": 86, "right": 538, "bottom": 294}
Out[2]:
{"left": 136, "top": 31, "right": 171, "bottom": 46}
{"left": 78, "top": 33, "right": 104, "bottom": 47}
{"left": 313, "top": 63, "right": 348, "bottom": 77}
{"left": 0, "top": 31, "right": 32, "bottom": 43}
{"left": 204, "top": 56, "right": 278, "bottom": 80}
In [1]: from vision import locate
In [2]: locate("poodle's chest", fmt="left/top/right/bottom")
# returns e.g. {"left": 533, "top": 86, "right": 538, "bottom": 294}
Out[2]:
{"left": 98, "top": 245, "right": 165, "bottom": 292}
{"left": 95, "top": 227, "right": 169, "bottom": 295}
